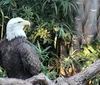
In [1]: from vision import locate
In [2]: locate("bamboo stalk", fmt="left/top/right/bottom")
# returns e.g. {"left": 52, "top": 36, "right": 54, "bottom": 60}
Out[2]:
{"left": 0, "top": 8, "right": 4, "bottom": 40}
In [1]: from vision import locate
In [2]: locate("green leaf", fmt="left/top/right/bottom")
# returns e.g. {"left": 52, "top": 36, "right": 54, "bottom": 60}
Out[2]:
{"left": 54, "top": 2, "right": 58, "bottom": 15}
{"left": 42, "top": 46, "right": 51, "bottom": 53}
{"left": 42, "top": 0, "right": 48, "bottom": 12}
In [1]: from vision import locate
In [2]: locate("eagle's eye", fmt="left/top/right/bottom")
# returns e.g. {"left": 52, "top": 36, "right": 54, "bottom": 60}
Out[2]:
{"left": 17, "top": 21, "right": 22, "bottom": 23}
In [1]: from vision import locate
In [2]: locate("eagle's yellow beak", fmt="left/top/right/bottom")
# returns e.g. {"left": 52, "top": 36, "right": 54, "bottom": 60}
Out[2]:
{"left": 22, "top": 20, "right": 31, "bottom": 27}
{"left": 22, "top": 20, "right": 31, "bottom": 31}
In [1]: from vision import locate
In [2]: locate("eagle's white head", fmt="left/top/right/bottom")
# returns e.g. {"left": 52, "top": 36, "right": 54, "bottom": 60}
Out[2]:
{"left": 6, "top": 17, "right": 30, "bottom": 40}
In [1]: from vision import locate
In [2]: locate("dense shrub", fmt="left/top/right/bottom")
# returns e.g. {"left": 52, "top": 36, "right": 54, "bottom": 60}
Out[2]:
{"left": 0, "top": 0, "right": 100, "bottom": 84}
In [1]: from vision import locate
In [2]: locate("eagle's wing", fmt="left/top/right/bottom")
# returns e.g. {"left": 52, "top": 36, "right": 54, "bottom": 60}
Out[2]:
{"left": 18, "top": 41, "right": 41, "bottom": 75}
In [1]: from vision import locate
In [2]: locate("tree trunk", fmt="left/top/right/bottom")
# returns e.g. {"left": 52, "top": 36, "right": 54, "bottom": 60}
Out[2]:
{"left": 0, "top": 59, "right": 100, "bottom": 85}
{"left": 74, "top": 0, "right": 100, "bottom": 48}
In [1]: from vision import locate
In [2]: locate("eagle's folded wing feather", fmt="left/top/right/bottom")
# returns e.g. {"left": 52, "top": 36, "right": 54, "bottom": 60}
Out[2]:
{"left": 18, "top": 42, "right": 41, "bottom": 75}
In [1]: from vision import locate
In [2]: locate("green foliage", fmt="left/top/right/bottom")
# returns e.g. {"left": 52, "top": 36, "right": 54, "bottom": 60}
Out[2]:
{"left": 34, "top": 41, "right": 51, "bottom": 64}
{"left": 0, "top": 0, "right": 77, "bottom": 26}
{"left": 1, "top": 1, "right": 99, "bottom": 85}
{"left": 0, "top": 8, "right": 8, "bottom": 40}
{"left": 90, "top": 74, "right": 100, "bottom": 85}
{"left": 76, "top": 41, "right": 100, "bottom": 85}
{"left": 20, "top": 6, "right": 34, "bottom": 20}
{"left": 59, "top": 40, "right": 100, "bottom": 84}
{"left": 0, "top": 67, "right": 7, "bottom": 77}
{"left": 30, "top": 26, "right": 52, "bottom": 44}
{"left": 41, "top": 63, "right": 57, "bottom": 80}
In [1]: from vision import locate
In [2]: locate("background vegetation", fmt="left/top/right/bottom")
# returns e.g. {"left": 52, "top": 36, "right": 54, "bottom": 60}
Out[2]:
{"left": 0, "top": 0, "right": 100, "bottom": 85}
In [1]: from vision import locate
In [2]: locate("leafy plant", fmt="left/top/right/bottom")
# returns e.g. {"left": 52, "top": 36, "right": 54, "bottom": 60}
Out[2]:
{"left": 0, "top": 8, "right": 8, "bottom": 40}
{"left": 19, "top": 6, "right": 34, "bottom": 20}
{"left": 31, "top": 27, "right": 52, "bottom": 44}
{"left": 89, "top": 74, "right": 100, "bottom": 85}
{"left": 41, "top": 63, "right": 58, "bottom": 80}
{"left": 34, "top": 41, "right": 51, "bottom": 64}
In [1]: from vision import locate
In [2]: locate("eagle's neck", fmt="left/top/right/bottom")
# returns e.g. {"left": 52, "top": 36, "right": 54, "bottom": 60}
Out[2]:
{"left": 6, "top": 26, "right": 26, "bottom": 41}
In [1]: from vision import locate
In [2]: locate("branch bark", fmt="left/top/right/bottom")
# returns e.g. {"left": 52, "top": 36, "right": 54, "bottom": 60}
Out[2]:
{"left": 0, "top": 59, "right": 100, "bottom": 85}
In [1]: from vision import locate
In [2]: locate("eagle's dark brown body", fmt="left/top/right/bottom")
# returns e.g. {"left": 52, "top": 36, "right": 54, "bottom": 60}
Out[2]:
{"left": 0, "top": 37, "right": 41, "bottom": 79}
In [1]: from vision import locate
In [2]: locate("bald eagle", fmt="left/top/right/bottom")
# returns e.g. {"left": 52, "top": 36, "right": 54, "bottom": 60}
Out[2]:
{"left": 0, "top": 17, "right": 41, "bottom": 79}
